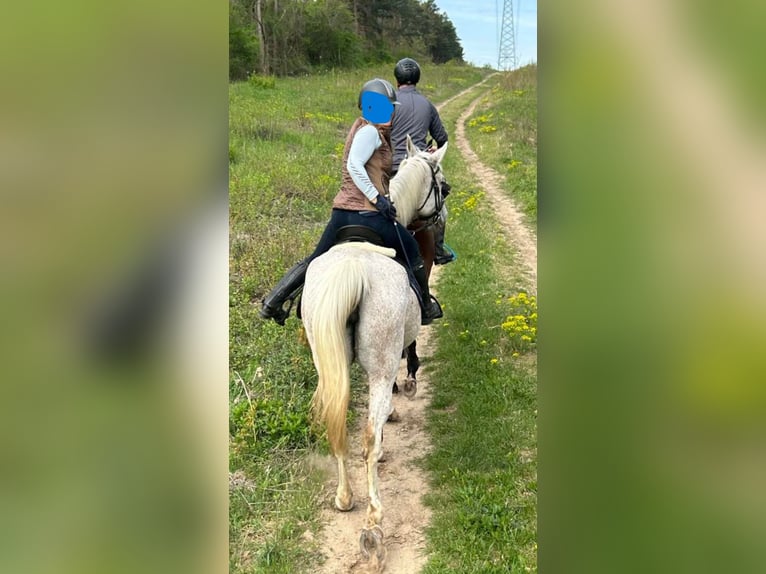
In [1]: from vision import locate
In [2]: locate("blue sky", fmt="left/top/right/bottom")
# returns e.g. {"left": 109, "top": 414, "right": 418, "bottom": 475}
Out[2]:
{"left": 433, "top": 0, "right": 537, "bottom": 68}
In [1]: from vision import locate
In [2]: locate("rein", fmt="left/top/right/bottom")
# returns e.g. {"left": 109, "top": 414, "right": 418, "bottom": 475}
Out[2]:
{"left": 412, "top": 161, "right": 444, "bottom": 230}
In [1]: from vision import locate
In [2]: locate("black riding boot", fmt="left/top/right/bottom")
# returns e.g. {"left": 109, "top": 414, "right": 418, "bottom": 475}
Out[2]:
{"left": 433, "top": 216, "right": 456, "bottom": 265}
{"left": 259, "top": 259, "right": 309, "bottom": 326}
{"left": 413, "top": 262, "right": 443, "bottom": 325}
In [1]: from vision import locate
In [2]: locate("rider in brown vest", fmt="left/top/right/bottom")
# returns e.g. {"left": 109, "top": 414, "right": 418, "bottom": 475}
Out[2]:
{"left": 259, "top": 78, "right": 443, "bottom": 326}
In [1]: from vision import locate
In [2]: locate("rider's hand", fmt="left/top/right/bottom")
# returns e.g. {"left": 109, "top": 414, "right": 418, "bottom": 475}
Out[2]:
{"left": 374, "top": 194, "right": 398, "bottom": 221}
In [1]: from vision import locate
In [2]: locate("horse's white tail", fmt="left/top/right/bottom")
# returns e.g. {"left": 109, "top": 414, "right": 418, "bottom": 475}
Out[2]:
{"left": 310, "top": 257, "right": 368, "bottom": 456}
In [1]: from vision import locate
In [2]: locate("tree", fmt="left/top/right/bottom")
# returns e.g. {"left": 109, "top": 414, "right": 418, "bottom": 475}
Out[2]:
{"left": 303, "top": 0, "right": 360, "bottom": 68}
{"left": 228, "top": 0, "right": 464, "bottom": 78}
{"left": 229, "top": 1, "right": 259, "bottom": 79}
{"left": 417, "top": 0, "right": 464, "bottom": 64}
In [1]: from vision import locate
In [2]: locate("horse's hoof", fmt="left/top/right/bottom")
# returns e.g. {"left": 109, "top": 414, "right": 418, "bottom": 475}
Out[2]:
{"left": 359, "top": 525, "right": 386, "bottom": 570}
{"left": 334, "top": 494, "right": 354, "bottom": 512}
{"left": 387, "top": 408, "right": 401, "bottom": 422}
{"left": 392, "top": 381, "right": 399, "bottom": 394}
{"left": 403, "top": 377, "right": 417, "bottom": 399}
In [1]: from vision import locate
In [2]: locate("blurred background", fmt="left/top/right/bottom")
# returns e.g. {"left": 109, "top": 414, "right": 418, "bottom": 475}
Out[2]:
{"left": 541, "top": 0, "right": 766, "bottom": 572}
{"left": 2, "top": 0, "right": 765, "bottom": 572}
{"left": 0, "top": 1, "right": 228, "bottom": 573}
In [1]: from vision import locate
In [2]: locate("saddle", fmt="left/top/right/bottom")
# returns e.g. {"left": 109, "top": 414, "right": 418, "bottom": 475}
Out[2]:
{"left": 334, "top": 225, "right": 385, "bottom": 247}
{"left": 333, "top": 225, "right": 424, "bottom": 310}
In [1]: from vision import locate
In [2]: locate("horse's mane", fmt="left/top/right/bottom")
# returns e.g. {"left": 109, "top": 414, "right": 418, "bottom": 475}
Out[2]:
{"left": 388, "top": 154, "right": 432, "bottom": 226}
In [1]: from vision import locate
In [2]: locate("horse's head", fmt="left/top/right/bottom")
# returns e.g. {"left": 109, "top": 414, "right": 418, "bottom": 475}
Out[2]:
{"left": 390, "top": 135, "right": 449, "bottom": 226}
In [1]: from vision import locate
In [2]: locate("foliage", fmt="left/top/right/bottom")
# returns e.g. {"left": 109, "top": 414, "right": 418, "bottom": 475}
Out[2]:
{"left": 230, "top": 389, "right": 312, "bottom": 461}
{"left": 228, "top": 0, "right": 464, "bottom": 78}
{"left": 247, "top": 74, "right": 276, "bottom": 89}
{"left": 303, "top": 0, "right": 361, "bottom": 68}
{"left": 229, "top": 4, "right": 259, "bottom": 80}
{"left": 419, "top": 0, "right": 463, "bottom": 64}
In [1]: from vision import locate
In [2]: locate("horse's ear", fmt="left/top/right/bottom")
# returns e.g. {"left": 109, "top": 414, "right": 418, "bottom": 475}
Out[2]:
{"left": 406, "top": 135, "right": 418, "bottom": 159}
{"left": 431, "top": 141, "right": 448, "bottom": 165}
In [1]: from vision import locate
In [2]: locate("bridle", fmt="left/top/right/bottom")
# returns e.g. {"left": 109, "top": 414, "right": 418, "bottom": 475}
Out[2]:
{"left": 413, "top": 160, "right": 445, "bottom": 229}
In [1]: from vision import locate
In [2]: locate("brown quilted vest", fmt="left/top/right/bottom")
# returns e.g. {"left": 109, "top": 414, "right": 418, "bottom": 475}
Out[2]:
{"left": 333, "top": 118, "right": 392, "bottom": 211}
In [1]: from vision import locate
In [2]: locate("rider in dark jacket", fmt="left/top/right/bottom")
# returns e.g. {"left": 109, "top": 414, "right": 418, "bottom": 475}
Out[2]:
{"left": 390, "top": 58, "right": 455, "bottom": 265}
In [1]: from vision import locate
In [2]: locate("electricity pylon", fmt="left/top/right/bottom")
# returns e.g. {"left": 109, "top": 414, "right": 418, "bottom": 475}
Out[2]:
{"left": 498, "top": 0, "right": 517, "bottom": 70}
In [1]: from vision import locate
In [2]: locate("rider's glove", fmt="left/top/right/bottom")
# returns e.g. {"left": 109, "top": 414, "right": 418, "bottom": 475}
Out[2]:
{"left": 374, "top": 194, "right": 398, "bottom": 221}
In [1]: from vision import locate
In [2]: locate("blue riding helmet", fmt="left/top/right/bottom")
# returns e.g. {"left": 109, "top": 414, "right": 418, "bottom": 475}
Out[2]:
{"left": 358, "top": 78, "right": 399, "bottom": 124}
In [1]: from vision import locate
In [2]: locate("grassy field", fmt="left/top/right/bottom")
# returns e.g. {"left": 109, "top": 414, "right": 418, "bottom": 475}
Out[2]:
{"left": 229, "top": 63, "right": 536, "bottom": 573}
{"left": 462, "top": 65, "right": 537, "bottom": 225}
{"left": 229, "top": 63, "right": 493, "bottom": 573}
{"left": 418, "top": 68, "right": 538, "bottom": 573}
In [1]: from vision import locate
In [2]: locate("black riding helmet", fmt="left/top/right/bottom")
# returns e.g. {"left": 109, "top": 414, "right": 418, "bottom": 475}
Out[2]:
{"left": 394, "top": 58, "right": 421, "bottom": 85}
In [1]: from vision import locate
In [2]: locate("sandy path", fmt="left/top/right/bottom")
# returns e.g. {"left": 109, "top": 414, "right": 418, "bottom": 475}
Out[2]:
{"left": 315, "top": 74, "right": 535, "bottom": 573}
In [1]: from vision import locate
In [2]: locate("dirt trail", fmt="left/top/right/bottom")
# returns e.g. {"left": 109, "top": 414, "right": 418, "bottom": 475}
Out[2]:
{"left": 315, "top": 75, "right": 533, "bottom": 574}
{"left": 315, "top": 307, "right": 438, "bottom": 574}
{"left": 436, "top": 72, "right": 497, "bottom": 110}
{"left": 455, "top": 91, "right": 538, "bottom": 293}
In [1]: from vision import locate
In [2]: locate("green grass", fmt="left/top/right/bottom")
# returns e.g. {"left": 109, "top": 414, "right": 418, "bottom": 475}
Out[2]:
{"left": 417, "top": 66, "right": 538, "bottom": 572}
{"left": 462, "top": 65, "right": 538, "bottom": 225}
{"left": 229, "top": 62, "right": 494, "bottom": 574}
{"left": 229, "top": 453, "right": 324, "bottom": 573}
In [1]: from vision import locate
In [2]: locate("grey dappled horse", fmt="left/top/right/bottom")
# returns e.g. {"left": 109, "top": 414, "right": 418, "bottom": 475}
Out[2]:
{"left": 301, "top": 137, "right": 448, "bottom": 571}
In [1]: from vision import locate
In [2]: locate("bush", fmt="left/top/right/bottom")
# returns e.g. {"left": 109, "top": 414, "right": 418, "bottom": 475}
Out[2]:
{"left": 248, "top": 74, "right": 276, "bottom": 89}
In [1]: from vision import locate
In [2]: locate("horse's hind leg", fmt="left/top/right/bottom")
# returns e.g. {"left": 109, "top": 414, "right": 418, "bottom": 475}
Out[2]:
{"left": 404, "top": 340, "right": 419, "bottom": 398}
{"left": 334, "top": 451, "right": 354, "bottom": 511}
{"left": 359, "top": 377, "right": 392, "bottom": 570}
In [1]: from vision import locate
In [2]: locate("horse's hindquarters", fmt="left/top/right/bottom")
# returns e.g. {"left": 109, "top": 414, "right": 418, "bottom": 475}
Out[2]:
{"left": 301, "top": 244, "right": 421, "bottom": 572}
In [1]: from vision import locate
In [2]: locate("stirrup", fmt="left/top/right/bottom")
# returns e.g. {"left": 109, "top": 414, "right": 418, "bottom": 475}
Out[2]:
{"left": 434, "top": 244, "right": 457, "bottom": 265}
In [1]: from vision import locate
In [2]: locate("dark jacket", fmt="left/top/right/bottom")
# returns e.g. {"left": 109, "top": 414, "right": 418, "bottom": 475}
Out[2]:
{"left": 391, "top": 85, "right": 448, "bottom": 172}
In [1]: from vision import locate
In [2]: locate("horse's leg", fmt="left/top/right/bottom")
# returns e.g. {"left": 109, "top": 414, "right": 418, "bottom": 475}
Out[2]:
{"left": 414, "top": 227, "right": 436, "bottom": 280}
{"left": 403, "top": 340, "right": 419, "bottom": 399}
{"left": 359, "top": 376, "right": 393, "bottom": 570}
{"left": 334, "top": 450, "right": 354, "bottom": 511}
{"left": 334, "top": 330, "right": 355, "bottom": 511}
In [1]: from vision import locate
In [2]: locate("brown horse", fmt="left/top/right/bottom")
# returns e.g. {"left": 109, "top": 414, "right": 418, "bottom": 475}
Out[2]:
{"left": 394, "top": 163, "right": 448, "bottom": 398}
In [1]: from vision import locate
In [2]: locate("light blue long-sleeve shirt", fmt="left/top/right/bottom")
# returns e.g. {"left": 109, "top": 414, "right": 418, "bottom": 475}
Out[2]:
{"left": 346, "top": 124, "right": 382, "bottom": 202}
